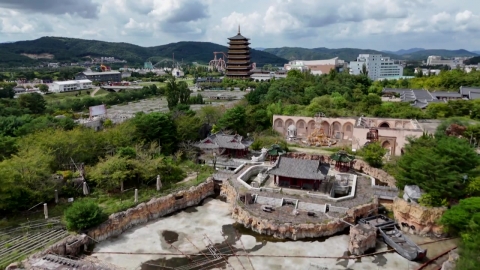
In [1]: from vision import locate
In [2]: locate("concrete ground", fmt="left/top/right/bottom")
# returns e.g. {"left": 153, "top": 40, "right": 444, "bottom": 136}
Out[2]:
{"left": 106, "top": 90, "right": 246, "bottom": 115}
{"left": 91, "top": 199, "right": 456, "bottom": 270}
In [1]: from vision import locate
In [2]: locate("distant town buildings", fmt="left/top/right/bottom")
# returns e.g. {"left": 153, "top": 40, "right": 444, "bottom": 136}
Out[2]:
{"left": 250, "top": 70, "right": 287, "bottom": 81}
{"left": 425, "top": 56, "right": 471, "bottom": 68}
{"left": 51, "top": 80, "right": 93, "bottom": 93}
{"left": 349, "top": 54, "right": 403, "bottom": 80}
{"left": 226, "top": 26, "right": 253, "bottom": 79}
{"left": 284, "top": 58, "right": 346, "bottom": 75}
{"left": 75, "top": 71, "right": 122, "bottom": 83}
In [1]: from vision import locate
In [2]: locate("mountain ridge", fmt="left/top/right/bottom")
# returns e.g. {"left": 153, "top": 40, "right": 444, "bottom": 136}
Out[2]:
{"left": 264, "top": 47, "right": 478, "bottom": 61}
{"left": 0, "top": 36, "right": 288, "bottom": 67}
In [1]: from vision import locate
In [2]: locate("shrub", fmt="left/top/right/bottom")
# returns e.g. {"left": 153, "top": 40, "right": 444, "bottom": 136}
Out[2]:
{"left": 64, "top": 200, "right": 106, "bottom": 231}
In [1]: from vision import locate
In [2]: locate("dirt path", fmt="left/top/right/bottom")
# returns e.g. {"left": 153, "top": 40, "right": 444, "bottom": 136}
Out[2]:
{"left": 176, "top": 173, "right": 197, "bottom": 184}
{"left": 90, "top": 88, "right": 101, "bottom": 97}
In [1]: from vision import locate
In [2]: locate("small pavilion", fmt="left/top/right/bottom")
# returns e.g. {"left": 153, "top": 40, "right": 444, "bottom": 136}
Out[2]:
{"left": 266, "top": 144, "right": 286, "bottom": 162}
{"left": 330, "top": 150, "right": 356, "bottom": 172}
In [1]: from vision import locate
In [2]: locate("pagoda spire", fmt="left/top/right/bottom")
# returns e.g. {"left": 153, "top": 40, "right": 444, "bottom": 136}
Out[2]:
{"left": 238, "top": 25, "right": 240, "bottom": 34}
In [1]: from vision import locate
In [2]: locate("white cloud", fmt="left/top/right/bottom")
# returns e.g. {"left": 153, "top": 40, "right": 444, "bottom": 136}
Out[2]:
{"left": 0, "top": 0, "right": 479, "bottom": 51}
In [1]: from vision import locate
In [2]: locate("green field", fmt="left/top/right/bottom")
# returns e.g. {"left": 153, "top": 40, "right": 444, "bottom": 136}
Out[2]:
{"left": 44, "top": 89, "right": 110, "bottom": 102}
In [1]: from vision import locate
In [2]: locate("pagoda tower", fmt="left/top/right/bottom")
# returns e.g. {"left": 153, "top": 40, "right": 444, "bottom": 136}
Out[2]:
{"left": 226, "top": 26, "right": 252, "bottom": 79}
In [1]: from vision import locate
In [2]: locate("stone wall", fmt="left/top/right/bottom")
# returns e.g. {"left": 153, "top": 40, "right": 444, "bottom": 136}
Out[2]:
{"left": 284, "top": 152, "right": 396, "bottom": 187}
{"left": 88, "top": 178, "right": 215, "bottom": 242}
{"left": 221, "top": 179, "right": 378, "bottom": 240}
{"left": 392, "top": 197, "right": 447, "bottom": 236}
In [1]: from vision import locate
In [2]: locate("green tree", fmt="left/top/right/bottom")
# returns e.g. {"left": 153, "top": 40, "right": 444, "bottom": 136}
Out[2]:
{"left": 88, "top": 155, "right": 141, "bottom": 192}
{"left": 396, "top": 135, "right": 479, "bottom": 205}
{"left": 360, "top": 142, "right": 387, "bottom": 168}
{"left": 178, "top": 81, "right": 191, "bottom": 104}
{"left": 132, "top": 112, "right": 177, "bottom": 155}
{"left": 64, "top": 200, "right": 106, "bottom": 231}
{"left": 165, "top": 76, "right": 180, "bottom": 110}
{"left": 18, "top": 93, "right": 47, "bottom": 114}
{"left": 175, "top": 115, "right": 203, "bottom": 142}
{"left": 38, "top": 84, "right": 49, "bottom": 93}
{"left": 217, "top": 106, "right": 246, "bottom": 134}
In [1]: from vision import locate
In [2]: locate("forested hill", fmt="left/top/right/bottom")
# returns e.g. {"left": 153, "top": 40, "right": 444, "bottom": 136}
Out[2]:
{"left": 264, "top": 47, "right": 478, "bottom": 61}
{"left": 0, "top": 37, "right": 287, "bottom": 67}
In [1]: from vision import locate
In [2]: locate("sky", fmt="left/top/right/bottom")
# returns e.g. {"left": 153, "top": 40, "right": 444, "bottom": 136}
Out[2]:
{"left": 0, "top": 0, "right": 479, "bottom": 51}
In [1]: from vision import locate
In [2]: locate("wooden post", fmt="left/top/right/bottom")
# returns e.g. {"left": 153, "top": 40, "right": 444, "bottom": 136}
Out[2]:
{"left": 134, "top": 189, "right": 138, "bottom": 203}
{"left": 121, "top": 181, "right": 124, "bottom": 192}
{"left": 43, "top": 203, "right": 48, "bottom": 219}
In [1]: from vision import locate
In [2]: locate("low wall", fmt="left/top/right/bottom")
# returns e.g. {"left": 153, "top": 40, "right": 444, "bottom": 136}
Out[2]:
{"left": 285, "top": 152, "right": 397, "bottom": 187}
{"left": 221, "top": 179, "right": 378, "bottom": 240}
{"left": 392, "top": 197, "right": 447, "bottom": 236}
{"left": 88, "top": 178, "right": 215, "bottom": 241}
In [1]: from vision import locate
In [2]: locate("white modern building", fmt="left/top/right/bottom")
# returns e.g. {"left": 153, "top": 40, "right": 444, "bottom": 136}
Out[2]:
{"left": 349, "top": 54, "right": 403, "bottom": 80}
{"left": 284, "top": 57, "right": 346, "bottom": 75}
{"left": 51, "top": 79, "right": 93, "bottom": 93}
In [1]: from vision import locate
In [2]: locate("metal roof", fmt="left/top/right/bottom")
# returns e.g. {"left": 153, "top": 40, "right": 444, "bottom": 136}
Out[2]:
{"left": 460, "top": 86, "right": 480, "bottom": 96}
{"left": 268, "top": 157, "right": 328, "bottom": 180}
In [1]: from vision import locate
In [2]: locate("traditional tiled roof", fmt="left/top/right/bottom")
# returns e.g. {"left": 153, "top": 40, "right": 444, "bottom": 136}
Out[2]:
{"left": 195, "top": 133, "right": 253, "bottom": 150}
{"left": 268, "top": 157, "right": 328, "bottom": 180}
{"left": 382, "top": 88, "right": 439, "bottom": 108}
{"left": 330, "top": 150, "right": 355, "bottom": 163}
{"left": 431, "top": 91, "right": 462, "bottom": 98}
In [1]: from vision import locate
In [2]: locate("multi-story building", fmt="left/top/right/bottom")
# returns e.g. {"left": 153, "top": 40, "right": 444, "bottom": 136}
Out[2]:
{"left": 75, "top": 71, "right": 121, "bottom": 83}
{"left": 284, "top": 57, "right": 346, "bottom": 75}
{"left": 51, "top": 80, "right": 93, "bottom": 93}
{"left": 225, "top": 27, "right": 252, "bottom": 79}
{"left": 349, "top": 54, "right": 403, "bottom": 80}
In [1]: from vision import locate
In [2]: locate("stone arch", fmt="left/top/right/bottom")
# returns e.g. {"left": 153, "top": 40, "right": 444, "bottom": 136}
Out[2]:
{"left": 296, "top": 119, "right": 307, "bottom": 137}
{"left": 307, "top": 120, "right": 315, "bottom": 136}
{"left": 285, "top": 119, "right": 295, "bottom": 129}
{"left": 379, "top": 122, "right": 390, "bottom": 128}
{"left": 343, "top": 122, "right": 354, "bottom": 139}
{"left": 274, "top": 118, "right": 284, "bottom": 128}
{"left": 321, "top": 121, "right": 330, "bottom": 136}
{"left": 296, "top": 119, "right": 306, "bottom": 129}
{"left": 395, "top": 121, "right": 403, "bottom": 128}
{"left": 332, "top": 121, "right": 342, "bottom": 138}
{"left": 382, "top": 140, "right": 392, "bottom": 155}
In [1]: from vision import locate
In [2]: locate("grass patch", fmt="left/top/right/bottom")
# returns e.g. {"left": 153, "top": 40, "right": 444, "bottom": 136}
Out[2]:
{"left": 0, "top": 203, "right": 69, "bottom": 229}
{"left": 44, "top": 90, "right": 92, "bottom": 102}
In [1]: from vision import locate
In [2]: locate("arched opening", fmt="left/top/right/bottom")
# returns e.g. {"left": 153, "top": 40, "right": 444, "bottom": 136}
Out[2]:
{"left": 382, "top": 141, "right": 391, "bottom": 148}
{"left": 321, "top": 121, "right": 330, "bottom": 136}
{"left": 379, "top": 122, "right": 390, "bottom": 128}
{"left": 332, "top": 121, "right": 342, "bottom": 139}
{"left": 274, "top": 119, "right": 284, "bottom": 128}
{"left": 307, "top": 120, "right": 315, "bottom": 135}
{"left": 285, "top": 119, "right": 294, "bottom": 129}
{"left": 343, "top": 123, "right": 354, "bottom": 139}
{"left": 296, "top": 120, "right": 306, "bottom": 129}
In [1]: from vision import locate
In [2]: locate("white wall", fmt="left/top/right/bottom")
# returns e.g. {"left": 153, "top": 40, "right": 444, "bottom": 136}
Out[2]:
{"left": 349, "top": 54, "right": 403, "bottom": 80}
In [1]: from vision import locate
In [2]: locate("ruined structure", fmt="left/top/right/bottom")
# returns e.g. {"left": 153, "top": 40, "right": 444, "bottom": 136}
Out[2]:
{"left": 226, "top": 26, "right": 252, "bottom": 79}
{"left": 392, "top": 197, "right": 447, "bottom": 236}
{"left": 348, "top": 224, "right": 377, "bottom": 255}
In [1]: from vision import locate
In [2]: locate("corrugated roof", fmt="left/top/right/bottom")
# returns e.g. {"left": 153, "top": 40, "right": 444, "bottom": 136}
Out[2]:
{"left": 268, "top": 157, "right": 328, "bottom": 180}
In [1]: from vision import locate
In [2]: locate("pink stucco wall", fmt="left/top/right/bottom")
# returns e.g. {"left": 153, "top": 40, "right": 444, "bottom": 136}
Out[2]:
{"left": 272, "top": 115, "right": 424, "bottom": 156}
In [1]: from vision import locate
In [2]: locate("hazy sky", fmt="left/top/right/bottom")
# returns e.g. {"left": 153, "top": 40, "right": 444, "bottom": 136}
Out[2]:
{"left": 0, "top": 0, "right": 479, "bottom": 51}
